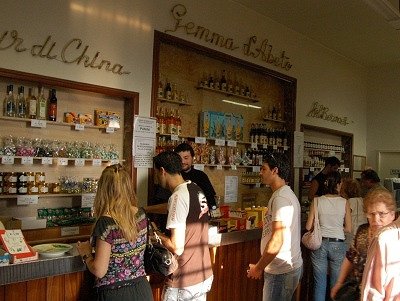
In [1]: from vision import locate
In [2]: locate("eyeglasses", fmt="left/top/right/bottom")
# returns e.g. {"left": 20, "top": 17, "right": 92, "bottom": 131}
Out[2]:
{"left": 366, "top": 211, "right": 392, "bottom": 219}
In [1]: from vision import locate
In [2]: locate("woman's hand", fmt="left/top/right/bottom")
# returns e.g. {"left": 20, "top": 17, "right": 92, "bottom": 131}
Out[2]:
{"left": 330, "top": 281, "right": 343, "bottom": 300}
{"left": 76, "top": 240, "right": 92, "bottom": 257}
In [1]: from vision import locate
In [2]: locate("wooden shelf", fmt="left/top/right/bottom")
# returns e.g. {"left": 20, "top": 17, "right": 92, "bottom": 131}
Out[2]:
{"left": 196, "top": 85, "right": 260, "bottom": 103}
{"left": 263, "top": 117, "right": 285, "bottom": 124}
{"left": 157, "top": 97, "right": 192, "bottom": 106}
{"left": 0, "top": 156, "right": 122, "bottom": 165}
{"left": 0, "top": 116, "right": 119, "bottom": 131}
{"left": 0, "top": 193, "right": 82, "bottom": 199}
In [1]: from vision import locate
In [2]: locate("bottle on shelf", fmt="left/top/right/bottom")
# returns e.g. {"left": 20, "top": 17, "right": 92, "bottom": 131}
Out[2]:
{"left": 48, "top": 88, "right": 57, "bottom": 121}
{"left": 176, "top": 109, "right": 182, "bottom": 136}
{"left": 3, "top": 85, "right": 10, "bottom": 116}
{"left": 158, "top": 78, "right": 164, "bottom": 98}
{"left": 16, "top": 86, "right": 27, "bottom": 118}
{"left": 220, "top": 69, "right": 227, "bottom": 91}
{"left": 27, "top": 87, "right": 37, "bottom": 119}
{"left": 164, "top": 80, "right": 172, "bottom": 100}
{"left": 5, "top": 84, "right": 16, "bottom": 117}
{"left": 159, "top": 107, "right": 166, "bottom": 134}
{"left": 37, "top": 87, "right": 47, "bottom": 120}
{"left": 214, "top": 71, "right": 220, "bottom": 90}
{"left": 208, "top": 73, "right": 214, "bottom": 89}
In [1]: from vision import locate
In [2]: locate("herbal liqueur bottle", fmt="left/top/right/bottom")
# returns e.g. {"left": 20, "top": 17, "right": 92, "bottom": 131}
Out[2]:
{"left": 37, "top": 87, "right": 47, "bottom": 120}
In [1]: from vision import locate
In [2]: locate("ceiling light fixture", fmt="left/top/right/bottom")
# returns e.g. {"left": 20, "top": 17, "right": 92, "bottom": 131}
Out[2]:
{"left": 364, "top": 0, "right": 400, "bottom": 29}
{"left": 221, "top": 99, "right": 262, "bottom": 109}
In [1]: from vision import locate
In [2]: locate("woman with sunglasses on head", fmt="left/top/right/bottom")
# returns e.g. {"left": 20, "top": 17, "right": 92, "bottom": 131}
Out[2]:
{"left": 306, "top": 171, "right": 352, "bottom": 301}
{"left": 331, "top": 187, "right": 396, "bottom": 301}
{"left": 76, "top": 164, "right": 153, "bottom": 301}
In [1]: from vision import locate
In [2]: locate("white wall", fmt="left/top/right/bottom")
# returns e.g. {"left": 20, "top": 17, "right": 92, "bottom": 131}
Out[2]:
{"left": 366, "top": 64, "right": 400, "bottom": 170}
{"left": 1, "top": 0, "right": 368, "bottom": 204}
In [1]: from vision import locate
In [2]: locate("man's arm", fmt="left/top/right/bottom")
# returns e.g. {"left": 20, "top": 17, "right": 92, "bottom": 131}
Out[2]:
{"left": 247, "top": 220, "right": 284, "bottom": 279}
{"left": 308, "top": 179, "right": 319, "bottom": 202}
{"left": 158, "top": 227, "right": 185, "bottom": 256}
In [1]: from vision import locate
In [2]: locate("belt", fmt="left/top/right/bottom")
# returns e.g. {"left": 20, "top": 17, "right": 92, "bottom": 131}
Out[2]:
{"left": 322, "top": 237, "right": 344, "bottom": 242}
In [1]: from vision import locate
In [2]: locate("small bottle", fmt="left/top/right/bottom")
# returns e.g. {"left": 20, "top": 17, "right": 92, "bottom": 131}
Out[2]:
{"left": 37, "top": 87, "right": 47, "bottom": 120}
{"left": 220, "top": 70, "right": 227, "bottom": 91}
{"left": 164, "top": 80, "right": 172, "bottom": 100}
{"left": 3, "top": 85, "right": 10, "bottom": 116}
{"left": 5, "top": 84, "right": 16, "bottom": 117}
{"left": 16, "top": 86, "right": 27, "bottom": 118}
{"left": 27, "top": 87, "right": 37, "bottom": 119}
{"left": 158, "top": 79, "right": 164, "bottom": 98}
{"left": 48, "top": 88, "right": 57, "bottom": 121}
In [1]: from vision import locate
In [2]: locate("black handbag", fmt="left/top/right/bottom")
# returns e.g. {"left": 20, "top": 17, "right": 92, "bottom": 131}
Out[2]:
{"left": 144, "top": 218, "right": 178, "bottom": 276}
{"left": 334, "top": 278, "right": 360, "bottom": 301}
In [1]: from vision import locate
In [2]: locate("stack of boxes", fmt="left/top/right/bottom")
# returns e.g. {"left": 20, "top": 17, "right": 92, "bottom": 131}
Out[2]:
{"left": 210, "top": 205, "right": 267, "bottom": 233}
{"left": 199, "top": 111, "right": 244, "bottom": 141}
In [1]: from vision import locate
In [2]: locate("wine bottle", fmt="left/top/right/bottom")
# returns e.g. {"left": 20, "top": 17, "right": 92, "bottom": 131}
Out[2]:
{"left": 37, "top": 87, "right": 47, "bottom": 120}
{"left": 48, "top": 89, "right": 57, "bottom": 121}
{"left": 164, "top": 80, "right": 172, "bottom": 100}
{"left": 16, "top": 86, "right": 27, "bottom": 118}
{"left": 3, "top": 85, "right": 10, "bottom": 116}
{"left": 220, "top": 70, "right": 227, "bottom": 91}
{"left": 27, "top": 87, "right": 37, "bottom": 119}
{"left": 5, "top": 84, "right": 16, "bottom": 117}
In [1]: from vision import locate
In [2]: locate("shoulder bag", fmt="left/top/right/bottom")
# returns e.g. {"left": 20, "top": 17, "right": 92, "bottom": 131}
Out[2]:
{"left": 301, "top": 197, "right": 322, "bottom": 250}
{"left": 144, "top": 217, "right": 178, "bottom": 276}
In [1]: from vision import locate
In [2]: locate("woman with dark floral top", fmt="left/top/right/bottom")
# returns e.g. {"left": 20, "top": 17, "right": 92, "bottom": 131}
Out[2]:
{"left": 331, "top": 187, "right": 396, "bottom": 300}
{"left": 76, "top": 164, "right": 153, "bottom": 301}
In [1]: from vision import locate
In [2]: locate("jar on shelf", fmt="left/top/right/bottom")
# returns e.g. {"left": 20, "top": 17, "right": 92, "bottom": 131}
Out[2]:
{"left": 28, "top": 182, "right": 39, "bottom": 195}
{"left": 17, "top": 182, "right": 28, "bottom": 195}
{"left": 38, "top": 182, "right": 49, "bottom": 194}
{"left": 35, "top": 172, "right": 46, "bottom": 184}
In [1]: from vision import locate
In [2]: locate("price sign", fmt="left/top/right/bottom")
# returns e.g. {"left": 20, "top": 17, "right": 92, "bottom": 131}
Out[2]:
{"left": 61, "top": 226, "right": 79, "bottom": 237}
{"left": 74, "top": 158, "right": 85, "bottom": 167}
{"left": 30, "top": 119, "right": 46, "bottom": 128}
{"left": 345, "top": 168, "right": 350, "bottom": 172}
{"left": 92, "top": 159, "right": 102, "bottom": 166}
{"left": 1, "top": 156, "right": 15, "bottom": 165}
{"left": 227, "top": 140, "right": 237, "bottom": 147}
{"left": 82, "top": 193, "right": 96, "bottom": 207}
{"left": 110, "top": 159, "right": 119, "bottom": 165}
{"left": 195, "top": 137, "right": 206, "bottom": 144}
{"left": 251, "top": 143, "right": 257, "bottom": 149}
{"left": 215, "top": 139, "right": 225, "bottom": 146}
{"left": 230, "top": 164, "right": 237, "bottom": 170}
{"left": 106, "top": 127, "right": 115, "bottom": 133}
{"left": 74, "top": 124, "right": 85, "bottom": 131}
{"left": 21, "top": 157, "right": 34, "bottom": 165}
{"left": 273, "top": 145, "right": 278, "bottom": 150}
{"left": 193, "top": 164, "right": 205, "bottom": 171}
{"left": 17, "top": 195, "right": 39, "bottom": 205}
{"left": 57, "top": 158, "right": 68, "bottom": 166}
{"left": 252, "top": 166, "right": 260, "bottom": 173}
{"left": 217, "top": 165, "right": 223, "bottom": 170}
{"left": 262, "top": 144, "right": 268, "bottom": 149}
{"left": 170, "top": 134, "right": 179, "bottom": 141}
{"left": 310, "top": 167, "right": 315, "bottom": 172}
{"left": 255, "top": 183, "right": 261, "bottom": 188}
{"left": 284, "top": 146, "right": 288, "bottom": 151}
{"left": 41, "top": 157, "right": 53, "bottom": 165}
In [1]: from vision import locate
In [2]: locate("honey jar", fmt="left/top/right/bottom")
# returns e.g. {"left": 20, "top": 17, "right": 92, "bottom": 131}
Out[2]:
{"left": 38, "top": 182, "right": 49, "bottom": 194}
{"left": 17, "top": 182, "right": 28, "bottom": 195}
{"left": 28, "top": 182, "right": 39, "bottom": 195}
{"left": 35, "top": 172, "right": 46, "bottom": 184}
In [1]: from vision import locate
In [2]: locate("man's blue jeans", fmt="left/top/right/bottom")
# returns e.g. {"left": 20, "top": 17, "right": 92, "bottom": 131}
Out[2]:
{"left": 311, "top": 240, "right": 346, "bottom": 301}
{"left": 262, "top": 266, "right": 303, "bottom": 301}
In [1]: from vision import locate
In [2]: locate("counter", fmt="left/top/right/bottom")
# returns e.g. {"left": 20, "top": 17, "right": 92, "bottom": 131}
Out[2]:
{"left": 0, "top": 228, "right": 264, "bottom": 301}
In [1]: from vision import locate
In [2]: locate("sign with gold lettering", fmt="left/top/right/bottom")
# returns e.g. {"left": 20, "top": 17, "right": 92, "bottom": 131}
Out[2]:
{"left": 306, "top": 101, "right": 351, "bottom": 126}
{"left": 165, "top": 4, "right": 293, "bottom": 71}
{"left": 0, "top": 30, "right": 131, "bottom": 75}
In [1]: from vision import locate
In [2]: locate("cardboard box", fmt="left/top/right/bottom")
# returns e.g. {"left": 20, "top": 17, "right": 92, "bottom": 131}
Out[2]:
{"left": 210, "top": 218, "right": 228, "bottom": 233}
{"left": 0, "top": 216, "right": 22, "bottom": 230}
{"left": 245, "top": 210, "right": 259, "bottom": 229}
{"left": 199, "top": 111, "right": 211, "bottom": 138}
{"left": 17, "top": 217, "right": 47, "bottom": 230}
{"left": 225, "top": 113, "right": 235, "bottom": 140}
{"left": 234, "top": 114, "right": 244, "bottom": 141}
{"left": 212, "top": 111, "right": 225, "bottom": 139}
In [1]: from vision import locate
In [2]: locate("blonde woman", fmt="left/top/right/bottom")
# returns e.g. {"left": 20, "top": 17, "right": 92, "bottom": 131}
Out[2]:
{"left": 76, "top": 164, "right": 153, "bottom": 301}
